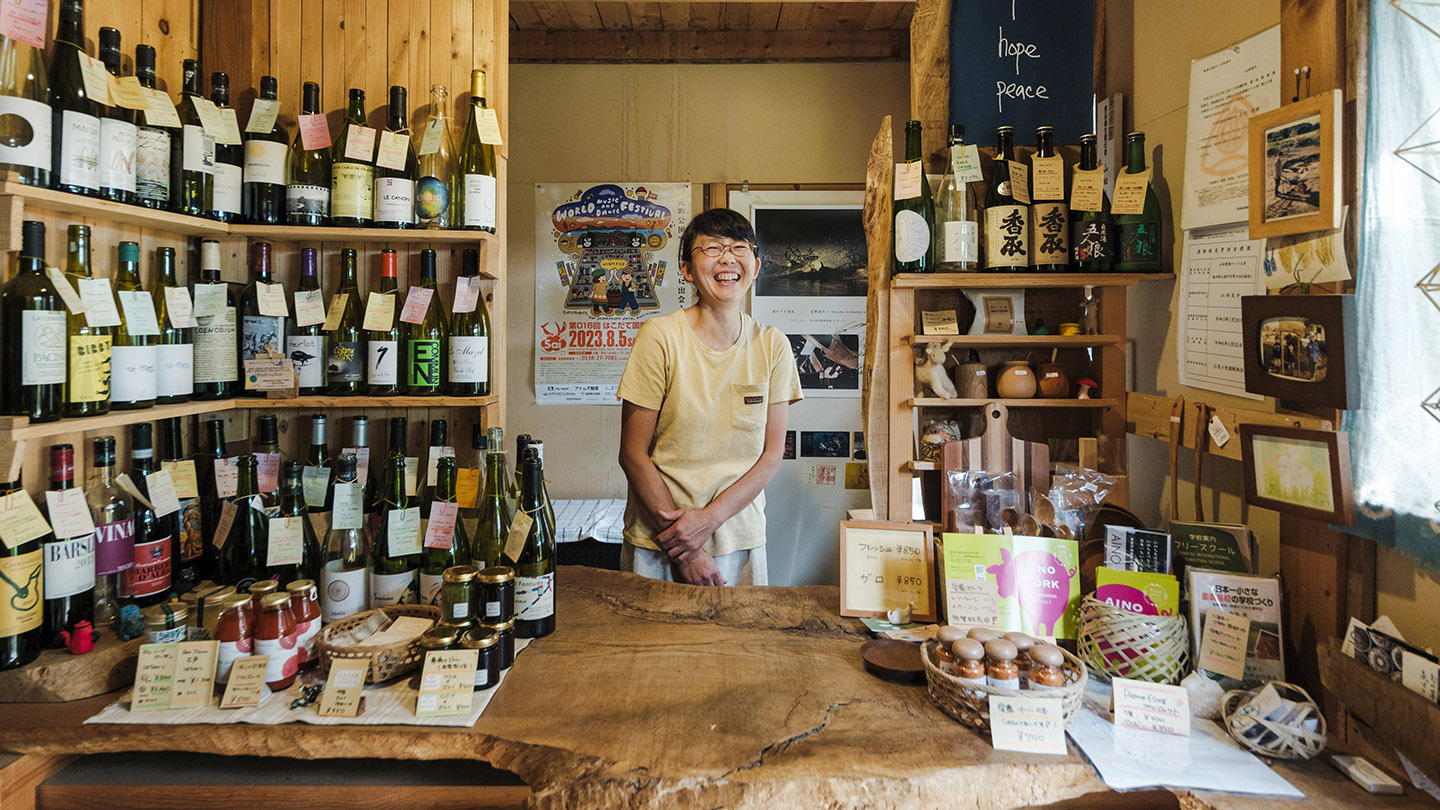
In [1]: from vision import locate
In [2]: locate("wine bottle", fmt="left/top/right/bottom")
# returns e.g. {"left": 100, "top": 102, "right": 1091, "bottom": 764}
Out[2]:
{"left": 152, "top": 247, "right": 193, "bottom": 403}
{"left": 402, "top": 248, "right": 446, "bottom": 395}
{"left": 329, "top": 87, "right": 373, "bottom": 227}
{"left": 420, "top": 418, "right": 449, "bottom": 507}
{"left": 124, "top": 423, "right": 173, "bottom": 607}
{"left": 192, "top": 239, "right": 237, "bottom": 399}
{"left": 287, "top": 248, "right": 325, "bottom": 395}
{"left": 170, "top": 59, "right": 213, "bottom": 217}
{"left": 63, "top": 225, "right": 112, "bottom": 418}
{"left": 1115, "top": 130, "right": 1162, "bottom": 273}
{"left": 194, "top": 417, "right": 227, "bottom": 581}
{"left": 933, "top": 124, "right": 980, "bottom": 272}
{"left": 420, "top": 456, "right": 470, "bottom": 606}
{"left": 238, "top": 241, "right": 286, "bottom": 397}
{"left": 241, "top": 75, "right": 286, "bottom": 224}
{"left": 132, "top": 44, "right": 170, "bottom": 210}
{"left": 272, "top": 461, "right": 320, "bottom": 583}
{"left": 2, "top": 221, "right": 65, "bottom": 422}
{"left": 1070, "top": 133, "right": 1114, "bottom": 273}
{"left": 326, "top": 248, "right": 365, "bottom": 394}
{"left": 48, "top": 0, "right": 99, "bottom": 197}
{"left": 253, "top": 414, "right": 283, "bottom": 511}
{"left": 1029, "top": 125, "right": 1070, "bottom": 272}
{"left": 371, "top": 417, "right": 419, "bottom": 606}
{"left": 286, "top": 80, "right": 330, "bottom": 226}
{"left": 455, "top": 69, "right": 497, "bottom": 233}
{"left": 303, "top": 413, "right": 334, "bottom": 514}
{"left": 321, "top": 452, "right": 367, "bottom": 622}
{"left": 457, "top": 423, "right": 486, "bottom": 542}
{"left": 508, "top": 447, "right": 555, "bottom": 638}
{"left": 41, "top": 444, "right": 93, "bottom": 647}
{"left": 0, "top": 472, "right": 43, "bottom": 669}
{"left": 983, "top": 125, "right": 1030, "bottom": 271}
{"left": 471, "top": 428, "right": 509, "bottom": 570}
{"left": 367, "top": 249, "right": 401, "bottom": 395}
{"left": 208, "top": 72, "right": 242, "bottom": 223}
{"left": 161, "top": 416, "right": 203, "bottom": 594}
{"left": 88, "top": 435, "right": 133, "bottom": 627}
{"left": 373, "top": 85, "right": 417, "bottom": 229}
{"left": 518, "top": 435, "right": 556, "bottom": 531}
{"left": 110, "top": 241, "right": 157, "bottom": 410}
{"left": 352, "top": 415, "right": 380, "bottom": 535}
{"left": 0, "top": 22, "right": 51, "bottom": 187}
{"left": 416, "top": 84, "right": 454, "bottom": 228}
{"left": 96, "top": 27, "right": 137, "bottom": 205}
{"left": 892, "top": 119, "right": 934, "bottom": 274}
{"left": 448, "top": 248, "right": 490, "bottom": 395}
{"left": 221, "top": 453, "right": 268, "bottom": 592}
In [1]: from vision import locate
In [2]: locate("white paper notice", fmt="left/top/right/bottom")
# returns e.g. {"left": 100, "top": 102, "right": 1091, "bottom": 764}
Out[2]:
{"left": 1178, "top": 224, "right": 1265, "bottom": 400}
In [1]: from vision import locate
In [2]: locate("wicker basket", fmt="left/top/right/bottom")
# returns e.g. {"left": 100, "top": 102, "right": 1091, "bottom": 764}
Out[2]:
{"left": 1221, "top": 681, "right": 1327, "bottom": 760}
{"left": 920, "top": 639, "right": 1088, "bottom": 732}
{"left": 317, "top": 604, "right": 441, "bottom": 683}
{"left": 1077, "top": 596, "right": 1190, "bottom": 684}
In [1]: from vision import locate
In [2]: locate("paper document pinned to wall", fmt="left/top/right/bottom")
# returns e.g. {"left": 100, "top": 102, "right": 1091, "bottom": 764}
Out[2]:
{"left": 1178, "top": 224, "right": 1266, "bottom": 400}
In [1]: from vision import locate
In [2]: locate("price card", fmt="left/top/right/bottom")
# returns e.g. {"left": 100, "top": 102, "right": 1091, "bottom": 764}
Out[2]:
{"left": 1197, "top": 610, "right": 1251, "bottom": 681}
{"left": 504, "top": 510, "right": 534, "bottom": 561}
{"left": 426, "top": 446, "right": 455, "bottom": 486}
{"left": 77, "top": 52, "right": 111, "bottom": 106}
{"left": 256, "top": 282, "right": 289, "bottom": 317}
{"left": 1111, "top": 170, "right": 1151, "bottom": 216}
{"left": 214, "top": 457, "right": 239, "bottom": 498}
{"left": 193, "top": 283, "right": 229, "bottom": 319}
{"left": 415, "top": 649, "right": 478, "bottom": 716}
{"left": 1112, "top": 677, "right": 1190, "bottom": 736}
{"left": 989, "top": 695, "right": 1067, "bottom": 755}
{"left": 399, "top": 286, "right": 433, "bottom": 324}
{"left": 170, "top": 641, "right": 219, "bottom": 709}
{"left": 219, "top": 655, "right": 269, "bottom": 709}
{"left": 1208, "top": 416, "right": 1231, "bottom": 449}
{"left": 189, "top": 96, "right": 225, "bottom": 139}
{"left": 294, "top": 289, "right": 326, "bottom": 327}
{"left": 302, "top": 466, "right": 330, "bottom": 507}
{"left": 255, "top": 452, "right": 281, "bottom": 494}
{"left": 343, "top": 124, "right": 377, "bottom": 161}
{"left": 143, "top": 87, "right": 182, "bottom": 128}
{"left": 0, "top": 489, "right": 51, "bottom": 549}
{"left": 266, "top": 516, "right": 304, "bottom": 567}
{"left": 893, "top": 162, "right": 922, "bottom": 200}
{"left": 110, "top": 75, "right": 150, "bottom": 110}
{"left": 424, "top": 501, "right": 459, "bottom": 549}
{"left": 78, "top": 277, "right": 122, "bottom": 327}
{"left": 418, "top": 119, "right": 445, "bottom": 156}
{"left": 375, "top": 130, "right": 410, "bottom": 170}
{"left": 476, "top": 108, "right": 504, "bottom": 146}
{"left": 245, "top": 98, "right": 281, "bottom": 134}
{"left": 456, "top": 468, "right": 480, "bottom": 508}
{"left": 1031, "top": 155, "right": 1065, "bottom": 201}
{"left": 143, "top": 469, "right": 182, "bottom": 517}
{"left": 45, "top": 267, "right": 87, "bottom": 314}
{"left": 452, "top": 276, "right": 481, "bottom": 314}
{"left": 298, "top": 113, "right": 332, "bottom": 150}
{"left": 213, "top": 501, "right": 238, "bottom": 550}
{"left": 362, "top": 292, "right": 395, "bottom": 332}
{"left": 131, "top": 643, "right": 181, "bottom": 712}
{"left": 1070, "top": 166, "right": 1106, "bottom": 212}
{"left": 330, "top": 481, "right": 363, "bottom": 530}
{"left": 318, "top": 657, "right": 369, "bottom": 716}
{"left": 45, "top": 488, "right": 96, "bottom": 539}
{"left": 163, "top": 459, "right": 200, "bottom": 499}
{"left": 950, "top": 143, "right": 984, "bottom": 182}
{"left": 117, "top": 290, "right": 160, "bottom": 335}
{"left": 403, "top": 457, "right": 419, "bottom": 497}
{"left": 244, "top": 357, "right": 294, "bottom": 390}
{"left": 920, "top": 310, "right": 960, "bottom": 336}
{"left": 1006, "top": 160, "right": 1031, "bottom": 204}
{"left": 115, "top": 473, "right": 156, "bottom": 511}
{"left": 322, "top": 292, "right": 349, "bottom": 331}
{"left": 387, "top": 506, "right": 422, "bottom": 556}
{"left": 0, "top": 0, "right": 48, "bottom": 49}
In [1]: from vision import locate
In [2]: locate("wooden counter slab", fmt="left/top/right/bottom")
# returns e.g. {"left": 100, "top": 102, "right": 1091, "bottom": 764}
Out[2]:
{"left": 0, "top": 567, "right": 1434, "bottom": 809}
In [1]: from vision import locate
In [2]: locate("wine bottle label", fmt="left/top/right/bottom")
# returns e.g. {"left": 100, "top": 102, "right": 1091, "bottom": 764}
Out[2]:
{"left": 1117, "top": 221, "right": 1160, "bottom": 264}
{"left": 321, "top": 561, "right": 368, "bottom": 622}
{"left": 241, "top": 314, "right": 284, "bottom": 360}
{"left": 448, "top": 335, "right": 489, "bottom": 383}
{"left": 157, "top": 342, "right": 194, "bottom": 396}
{"left": 984, "top": 205, "right": 1030, "bottom": 268}
{"left": 43, "top": 535, "right": 95, "bottom": 598}
{"left": 287, "top": 184, "right": 329, "bottom": 218}
{"left": 516, "top": 573, "right": 555, "bottom": 621}
{"left": 128, "top": 533, "right": 172, "bottom": 597}
{"left": 99, "top": 118, "right": 137, "bottom": 193}
{"left": 213, "top": 162, "right": 243, "bottom": 214}
{"left": 110, "top": 344, "right": 158, "bottom": 403}
{"left": 0, "top": 549, "right": 42, "bottom": 637}
{"left": 941, "top": 221, "right": 979, "bottom": 264}
{"left": 367, "top": 339, "right": 398, "bottom": 385}
{"left": 242, "top": 140, "right": 287, "bottom": 185}
{"left": 369, "top": 568, "right": 417, "bottom": 607}
{"left": 194, "top": 306, "right": 238, "bottom": 383}
{"left": 68, "top": 334, "right": 112, "bottom": 403}
{"left": 327, "top": 340, "right": 363, "bottom": 383}
{"left": 255, "top": 633, "right": 298, "bottom": 683}
{"left": 419, "top": 572, "right": 445, "bottom": 606}
{"left": 94, "top": 518, "right": 136, "bottom": 576}
{"left": 178, "top": 499, "right": 203, "bottom": 561}
{"left": 893, "top": 209, "right": 930, "bottom": 263}
{"left": 20, "top": 310, "right": 66, "bottom": 385}
{"left": 1071, "top": 220, "right": 1112, "bottom": 262}
{"left": 374, "top": 177, "right": 415, "bottom": 223}
{"left": 331, "top": 162, "right": 375, "bottom": 219}
{"left": 462, "top": 173, "right": 497, "bottom": 229}
{"left": 286, "top": 335, "right": 325, "bottom": 388}
{"left": 0, "top": 96, "right": 51, "bottom": 170}
{"left": 416, "top": 175, "right": 450, "bottom": 222}
{"left": 406, "top": 339, "right": 442, "bottom": 388}
{"left": 181, "top": 124, "right": 215, "bottom": 174}
{"left": 59, "top": 110, "right": 100, "bottom": 190}
{"left": 135, "top": 126, "right": 171, "bottom": 201}
{"left": 1030, "top": 202, "right": 1070, "bottom": 265}
{"left": 215, "top": 636, "right": 253, "bottom": 683}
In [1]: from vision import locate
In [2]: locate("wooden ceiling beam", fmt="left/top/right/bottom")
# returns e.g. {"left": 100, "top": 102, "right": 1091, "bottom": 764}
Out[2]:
{"left": 511, "top": 28, "right": 908, "bottom": 61}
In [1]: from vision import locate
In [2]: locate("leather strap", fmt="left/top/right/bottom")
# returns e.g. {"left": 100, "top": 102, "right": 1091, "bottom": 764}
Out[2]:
{"left": 1167, "top": 395, "right": 1185, "bottom": 520}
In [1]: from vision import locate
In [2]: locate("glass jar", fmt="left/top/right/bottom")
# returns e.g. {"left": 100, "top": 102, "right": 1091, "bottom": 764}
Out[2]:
{"left": 459, "top": 628, "right": 501, "bottom": 691}
{"left": 477, "top": 566, "right": 515, "bottom": 623}
{"left": 418, "top": 626, "right": 460, "bottom": 653}
{"left": 215, "top": 594, "right": 255, "bottom": 684}
{"left": 248, "top": 579, "right": 279, "bottom": 605}
{"left": 481, "top": 617, "right": 515, "bottom": 669}
{"left": 256, "top": 592, "right": 299, "bottom": 690}
{"left": 984, "top": 638, "right": 1019, "bottom": 690}
{"left": 1004, "top": 631, "right": 1036, "bottom": 688}
{"left": 286, "top": 580, "right": 322, "bottom": 671}
{"left": 1028, "top": 644, "right": 1067, "bottom": 691}
{"left": 143, "top": 601, "right": 190, "bottom": 644}
{"left": 441, "top": 565, "right": 479, "bottom": 624}
{"left": 190, "top": 585, "right": 237, "bottom": 640}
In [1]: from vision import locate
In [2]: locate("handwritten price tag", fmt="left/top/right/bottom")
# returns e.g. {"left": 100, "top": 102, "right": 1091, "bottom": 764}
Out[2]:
{"left": 1006, "top": 160, "right": 1031, "bottom": 204}
{"left": 476, "top": 108, "right": 504, "bottom": 146}
{"left": 893, "top": 162, "right": 922, "bottom": 200}
{"left": 343, "top": 124, "right": 377, "bottom": 161}
{"left": 256, "top": 282, "right": 289, "bottom": 317}
{"left": 452, "top": 276, "right": 481, "bottom": 314}
{"left": 399, "top": 287, "right": 433, "bottom": 324}
{"left": 1070, "top": 166, "right": 1106, "bottom": 212}
{"left": 298, "top": 114, "right": 331, "bottom": 151}
{"left": 950, "top": 143, "right": 984, "bottom": 182}
{"left": 1112, "top": 677, "right": 1190, "bottom": 736}
{"left": 1111, "top": 170, "right": 1151, "bottom": 216}
{"left": 362, "top": 292, "right": 395, "bottom": 332}
{"left": 322, "top": 292, "right": 349, "bottom": 331}
{"left": 245, "top": 98, "right": 281, "bottom": 134}
{"left": 0, "top": 489, "right": 51, "bottom": 549}
{"left": 1197, "top": 610, "right": 1250, "bottom": 681}
{"left": 989, "top": 695, "right": 1068, "bottom": 755}
{"left": 1031, "top": 155, "right": 1065, "bottom": 201}
{"left": 0, "top": 0, "right": 47, "bottom": 49}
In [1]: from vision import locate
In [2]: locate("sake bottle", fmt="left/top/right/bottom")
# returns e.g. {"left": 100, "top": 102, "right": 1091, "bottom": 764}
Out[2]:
{"left": 983, "top": 125, "right": 1030, "bottom": 271}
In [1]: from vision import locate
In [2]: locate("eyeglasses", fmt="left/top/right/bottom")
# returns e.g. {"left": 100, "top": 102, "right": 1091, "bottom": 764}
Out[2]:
{"left": 691, "top": 242, "right": 755, "bottom": 259}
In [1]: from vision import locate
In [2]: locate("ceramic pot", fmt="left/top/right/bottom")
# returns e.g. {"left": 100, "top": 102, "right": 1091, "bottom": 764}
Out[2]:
{"left": 1035, "top": 362, "right": 1069, "bottom": 398}
{"left": 996, "top": 361, "right": 1037, "bottom": 399}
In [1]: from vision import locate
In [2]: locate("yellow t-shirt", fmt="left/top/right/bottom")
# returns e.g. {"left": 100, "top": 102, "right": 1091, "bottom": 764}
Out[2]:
{"left": 617, "top": 309, "right": 802, "bottom": 557}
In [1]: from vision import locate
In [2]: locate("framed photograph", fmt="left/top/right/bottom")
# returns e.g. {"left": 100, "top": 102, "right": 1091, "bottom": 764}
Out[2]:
{"left": 1241, "top": 293, "right": 1356, "bottom": 408}
{"left": 839, "top": 520, "right": 936, "bottom": 622}
{"left": 1239, "top": 425, "right": 1353, "bottom": 525}
{"left": 1248, "top": 90, "right": 1343, "bottom": 239}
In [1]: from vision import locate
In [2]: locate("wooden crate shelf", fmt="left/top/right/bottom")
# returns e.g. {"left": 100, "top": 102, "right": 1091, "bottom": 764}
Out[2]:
{"left": 906, "top": 334, "right": 1123, "bottom": 347}
{"left": 907, "top": 397, "right": 1120, "bottom": 409}
{"left": 892, "top": 272, "right": 1157, "bottom": 289}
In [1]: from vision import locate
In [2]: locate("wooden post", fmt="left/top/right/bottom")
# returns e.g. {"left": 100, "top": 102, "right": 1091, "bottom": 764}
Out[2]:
{"left": 863, "top": 117, "right": 894, "bottom": 518}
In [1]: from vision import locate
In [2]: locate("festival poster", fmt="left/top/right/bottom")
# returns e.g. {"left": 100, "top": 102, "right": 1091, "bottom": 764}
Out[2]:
{"left": 534, "top": 182, "right": 692, "bottom": 404}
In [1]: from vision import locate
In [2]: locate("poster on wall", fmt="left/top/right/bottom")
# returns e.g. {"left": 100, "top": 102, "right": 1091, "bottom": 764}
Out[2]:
{"left": 533, "top": 182, "right": 692, "bottom": 404}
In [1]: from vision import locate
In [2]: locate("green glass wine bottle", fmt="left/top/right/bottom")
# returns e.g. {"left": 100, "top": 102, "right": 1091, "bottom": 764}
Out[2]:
{"left": 371, "top": 417, "right": 420, "bottom": 606}
{"left": 0, "top": 472, "right": 44, "bottom": 670}
{"left": 507, "top": 447, "right": 555, "bottom": 638}
{"left": 133, "top": 44, "right": 171, "bottom": 210}
{"left": 48, "top": 0, "right": 99, "bottom": 197}
{"left": 892, "top": 119, "right": 934, "bottom": 274}
{"left": 286, "top": 80, "right": 331, "bottom": 226}
{"left": 447, "top": 248, "right": 490, "bottom": 396}
{"left": 402, "top": 249, "right": 446, "bottom": 395}
{"left": 208, "top": 72, "right": 242, "bottom": 222}
{"left": 419, "top": 456, "right": 470, "bottom": 606}
{"left": 286, "top": 248, "right": 325, "bottom": 396}
{"left": 373, "top": 85, "right": 417, "bottom": 229}
{"left": 64, "top": 225, "right": 112, "bottom": 418}
{"left": 1115, "top": 131, "right": 1163, "bottom": 273}
{"left": 110, "top": 241, "right": 157, "bottom": 411}
{"left": 2, "top": 221, "right": 65, "bottom": 422}
{"left": 329, "top": 88, "right": 373, "bottom": 227}
{"left": 326, "top": 248, "right": 365, "bottom": 395}
{"left": 96, "top": 27, "right": 137, "bottom": 206}
{"left": 367, "top": 249, "right": 401, "bottom": 395}
{"left": 271, "top": 460, "right": 320, "bottom": 584}
{"left": 0, "top": 18, "right": 52, "bottom": 187}
{"left": 191, "top": 239, "right": 237, "bottom": 400}
{"left": 471, "top": 427, "right": 509, "bottom": 570}
{"left": 221, "top": 453, "right": 269, "bottom": 592}
{"left": 170, "top": 59, "right": 213, "bottom": 217}
{"left": 237, "top": 242, "right": 285, "bottom": 398}
{"left": 1070, "top": 133, "right": 1113, "bottom": 273}
{"left": 242, "top": 75, "right": 287, "bottom": 225}
{"left": 455, "top": 70, "right": 497, "bottom": 233}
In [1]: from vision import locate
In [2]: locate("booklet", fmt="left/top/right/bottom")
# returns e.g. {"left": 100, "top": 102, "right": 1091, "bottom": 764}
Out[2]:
{"left": 1104, "top": 526, "right": 1172, "bottom": 574}
{"left": 1095, "top": 567, "right": 1179, "bottom": 616}
{"left": 1169, "top": 521, "right": 1257, "bottom": 581}
{"left": 1188, "top": 568, "right": 1285, "bottom": 688}
{"left": 940, "top": 533, "right": 1081, "bottom": 639}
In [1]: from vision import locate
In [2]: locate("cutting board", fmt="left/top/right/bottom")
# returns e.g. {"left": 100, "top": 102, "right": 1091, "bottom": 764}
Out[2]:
{"left": 940, "top": 403, "right": 1050, "bottom": 532}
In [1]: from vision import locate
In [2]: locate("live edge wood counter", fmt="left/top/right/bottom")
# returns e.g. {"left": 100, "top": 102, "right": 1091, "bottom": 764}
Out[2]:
{"left": 0, "top": 567, "right": 1432, "bottom": 810}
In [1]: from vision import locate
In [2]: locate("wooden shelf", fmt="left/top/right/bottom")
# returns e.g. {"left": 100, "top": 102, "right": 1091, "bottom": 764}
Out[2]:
{"left": 0, "top": 179, "right": 229, "bottom": 237}
{"left": 229, "top": 224, "right": 496, "bottom": 246}
{"left": 907, "top": 397, "right": 1120, "bottom": 409}
{"left": 906, "top": 334, "right": 1122, "bottom": 347}
{"left": 892, "top": 272, "right": 1154, "bottom": 289}
{"left": 231, "top": 395, "right": 497, "bottom": 409}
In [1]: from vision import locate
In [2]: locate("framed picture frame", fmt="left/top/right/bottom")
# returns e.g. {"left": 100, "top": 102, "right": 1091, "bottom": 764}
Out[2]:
{"left": 1241, "top": 293, "right": 1356, "bottom": 408}
{"left": 1248, "top": 90, "right": 1344, "bottom": 239}
{"left": 839, "top": 520, "right": 937, "bottom": 622}
{"left": 1239, "top": 425, "right": 1354, "bottom": 525}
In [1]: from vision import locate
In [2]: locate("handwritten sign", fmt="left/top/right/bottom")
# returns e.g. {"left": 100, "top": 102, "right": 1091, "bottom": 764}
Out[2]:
{"left": 171, "top": 641, "right": 219, "bottom": 708}
{"left": 1070, "top": 166, "right": 1106, "bottom": 212}
{"left": 363, "top": 292, "right": 394, "bottom": 332}
{"left": 839, "top": 521, "right": 935, "bottom": 622}
{"left": 214, "top": 457, "right": 239, "bottom": 498}
{"left": 456, "top": 468, "right": 481, "bottom": 508}
{"left": 318, "top": 657, "right": 369, "bottom": 716}
{"left": 256, "top": 282, "right": 288, "bottom": 317}
{"left": 219, "top": 655, "right": 268, "bottom": 708}
{"left": 989, "top": 695, "right": 1068, "bottom": 755}
{"left": 1111, "top": 170, "right": 1151, "bottom": 216}
{"left": 298, "top": 114, "right": 331, "bottom": 151}
{"left": 416, "top": 649, "right": 479, "bottom": 716}
{"left": 45, "top": 488, "right": 95, "bottom": 539}
{"left": 504, "top": 510, "right": 534, "bottom": 561}
{"left": 294, "top": 289, "right": 326, "bottom": 327}
{"left": 1197, "top": 610, "right": 1250, "bottom": 681}
{"left": 399, "top": 286, "right": 433, "bottom": 324}
{"left": 921, "top": 310, "right": 960, "bottom": 336}
{"left": 1112, "top": 677, "right": 1190, "bottom": 736}
{"left": 266, "top": 516, "right": 304, "bottom": 567}
{"left": 1031, "top": 155, "right": 1065, "bottom": 201}
{"left": 950, "top": 143, "right": 984, "bottom": 182}
{"left": 0, "top": 489, "right": 49, "bottom": 549}
{"left": 894, "top": 162, "right": 923, "bottom": 201}
{"left": 1006, "top": 160, "right": 1031, "bottom": 205}
{"left": 117, "top": 290, "right": 160, "bottom": 335}
{"left": 143, "top": 468, "right": 182, "bottom": 517}
{"left": 387, "top": 506, "right": 422, "bottom": 556}
{"left": 0, "top": 0, "right": 48, "bottom": 49}
{"left": 132, "top": 643, "right": 180, "bottom": 711}
{"left": 245, "top": 98, "right": 281, "bottom": 134}
{"left": 424, "top": 502, "right": 459, "bottom": 549}
{"left": 330, "top": 481, "right": 364, "bottom": 530}
{"left": 453, "top": 276, "right": 481, "bottom": 314}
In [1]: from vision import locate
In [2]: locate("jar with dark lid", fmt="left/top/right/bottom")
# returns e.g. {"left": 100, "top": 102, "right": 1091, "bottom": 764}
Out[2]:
{"left": 144, "top": 602, "right": 189, "bottom": 644}
{"left": 459, "top": 628, "right": 501, "bottom": 691}
{"left": 286, "top": 580, "right": 322, "bottom": 671}
{"left": 418, "top": 626, "right": 461, "bottom": 652}
{"left": 255, "top": 592, "right": 299, "bottom": 690}
{"left": 441, "top": 565, "right": 479, "bottom": 624}
{"left": 481, "top": 617, "right": 515, "bottom": 669}
{"left": 215, "top": 594, "right": 255, "bottom": 684}
{"left": 476, "top": 566, "right": 515, "bottom": 622}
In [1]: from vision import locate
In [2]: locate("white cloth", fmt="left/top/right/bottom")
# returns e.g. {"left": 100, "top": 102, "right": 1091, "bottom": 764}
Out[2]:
{"left": 621, "top": 542, "right": 768, "bottom": 586}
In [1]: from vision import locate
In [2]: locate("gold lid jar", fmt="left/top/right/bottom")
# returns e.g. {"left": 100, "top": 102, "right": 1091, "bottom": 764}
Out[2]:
{"left": 419, "top": 626, "right": 461, "bottom": 651}
{"left": 444, "top": 565, "right": 479, "bottom": 583}
{"left": 477, "top": 566, "right": 514, "bottom": 583}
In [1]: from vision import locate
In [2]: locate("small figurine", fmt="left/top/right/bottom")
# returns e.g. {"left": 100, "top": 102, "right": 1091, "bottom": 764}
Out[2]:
{"left": 61, "top": 620, "right": 97, "bottom": 655}
{"left": 915, "top": 339, "right": 957, "bottom": 399}
{"left": 115, "top": 604, "right": 146, "bottom": 641}
{"left": 1075, "top": 377, "right": 1098, "bottom": 399}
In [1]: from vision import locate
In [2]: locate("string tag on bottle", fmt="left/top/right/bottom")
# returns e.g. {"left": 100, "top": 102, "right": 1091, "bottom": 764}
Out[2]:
{"left": 503, "top": 509, "right": 535, "bottom": 561}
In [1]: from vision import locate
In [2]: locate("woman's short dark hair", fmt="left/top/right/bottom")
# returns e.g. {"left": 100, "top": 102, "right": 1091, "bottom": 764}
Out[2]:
{"left": 679, "top": 208, "right": 757, "bottom": 260}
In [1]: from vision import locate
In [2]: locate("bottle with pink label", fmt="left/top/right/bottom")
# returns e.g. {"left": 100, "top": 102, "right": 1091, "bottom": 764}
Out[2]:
{"left": 285, "top": 580, "right": 321, "bottom": 671}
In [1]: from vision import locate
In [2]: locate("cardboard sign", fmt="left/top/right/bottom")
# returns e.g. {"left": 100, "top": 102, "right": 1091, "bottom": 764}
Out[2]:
{"left": 78, "top": 277, "right": 122, "bottom": 327}
{"left": 244, "top": 357, "right": 294, "bottom": 390}
{"left": 424, "top": 502, "right": 459, "bottom": 549}
{"left": 1031, "top": 155, "right": 1065, "bottom": 201}
{"left": 298, "top": 113, "right": 331, "bottom": 151}
{"left": 117, "top": 290, "right": 160, "bottom": 335}
{"left": 1197, "top": 610, "right": 1251, "bottom": 681}
{"left": 171, "top": 641, "right": 219, "bottom": 708}
{"left": 266, "top": 516, "right": 304, "bottom": 567}
{"left": 1112, "top": 677, "right": 1190, "bottom": 736}
{"left": 375, "top": 131, "right": 410, "bottom": 170}
{"left": 989, "top": 695, "right": 1068, "bottom": 755}
{"left": 163, "top": 460, "right": 200, "bottom": 499}
{"left": 317, "top": 657, "right": 369, "bottom": 717}
{"left": 322, "top": 292, "right": 349, "bottom": 331}
{"left": 45, "top": 488, "right": 96, "bottom": 539}
{"left": 1006, "top": 160, "right": 1031, "bottom": 205}
{"left": 1070, "top": 166, "right": 1106, "bottom": 212}
{"left": 452, "top": 276, "right": 481, "bottom": 314}
{"left": 143, "top": 469, "right": 182, "bottom": 517}
{"left": 343, "top": 124, "right": 377, "bottom": 161}
{"left": 245, "top": 98, "right": 281, "bottom": 134}
{"left": 0, "top": 489, "right": 51, "bottom": 549}
{"left": 387, "top": 506, "right": 422, "bottom": 556}
{"left": 1094, "top": 567, "right": 1179, "bottom": 616}
{"left": 893, "top": 161, "right": 923, "bottom": 200}
{"left": 415, "top": 649, "right": 478, "bottom": 716}
{"left": 476, "top": 108, "right": 504, "bottom": 145}
{"left": 950, "top": 143, "right": 984, "bottom": 182}
{"left": 219, "top": 655, "right": 269, "bottom": 708}
{"left": 939, "top": 532, "right": 1080, "bottom": 638}
{"left": 256, "top": 282, "right": 289, "bottom": 317}
{"left": 294, "top": 290, "right": 326, "bottom": 327}
{"left": 399, "top": 286, "right": 433, "bottom": 324}
{"left": 362, "top": 292, "right": 394, "bottom": 332}
{"left": 1111, "top": 170, "right": 1151, "bottom": 216}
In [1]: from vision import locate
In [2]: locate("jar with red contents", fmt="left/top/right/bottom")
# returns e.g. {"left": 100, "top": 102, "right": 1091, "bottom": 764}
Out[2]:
{"left": 255, "top": 593, "right": 299, "bottom": 690}
{"left": 285, "top": 580, "right": 322, "bottom": 671}
{"left": 216, "top": 594, "right": 255, "bottom": 684}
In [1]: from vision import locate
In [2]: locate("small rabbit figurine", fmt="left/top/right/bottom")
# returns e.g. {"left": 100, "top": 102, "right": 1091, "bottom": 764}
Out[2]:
{"left": 915, "top": 339, "right": 957, "bottom": 399}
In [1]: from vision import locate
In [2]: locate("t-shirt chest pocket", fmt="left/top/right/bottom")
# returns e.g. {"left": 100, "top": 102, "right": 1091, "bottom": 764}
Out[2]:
{"left": 729, "top": 383, "right": 767, "bottom": 430}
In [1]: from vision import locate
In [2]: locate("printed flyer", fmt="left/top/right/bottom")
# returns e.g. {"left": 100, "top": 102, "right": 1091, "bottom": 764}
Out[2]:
{"left": 940, "top": 533, "right": 1081, "bottom": 639}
